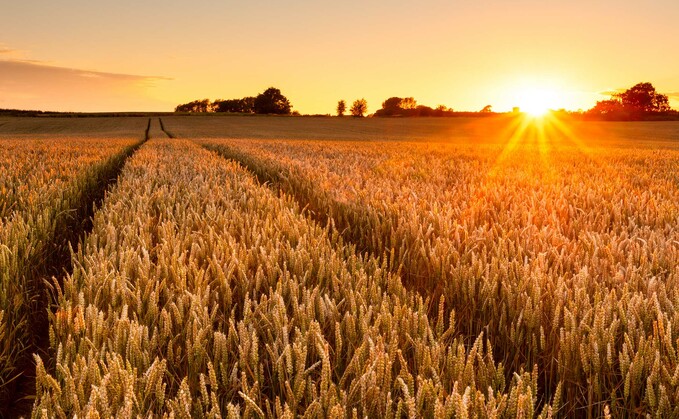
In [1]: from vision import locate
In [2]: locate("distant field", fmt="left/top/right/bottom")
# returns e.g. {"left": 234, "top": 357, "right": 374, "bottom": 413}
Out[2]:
{"left": 0, "top": 117, "right": 149, "bottom": 138}
{"left": 1, "top": 116, "right": 678, "bottom": 417}
{"left": 162, "top": 114, "right": 679, "bottom": 148}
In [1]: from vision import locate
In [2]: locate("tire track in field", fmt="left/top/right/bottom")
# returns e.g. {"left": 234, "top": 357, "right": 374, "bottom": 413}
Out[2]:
{"left": 158, "top": 121, "right": 402, "bottom": 284}
{"left": 157, "top": 121, "right": 459, "bottom": 309}
{"left": 198, "top": 142, "right": 401, "bottom": 269}
{"left": 153, "top": 121, "right": 561, "bottom": 414}
{"left": 188, "top": 138, "right": 564, "bottom": 411}
{"left": 5, "top": 119, "right": 150, "bottom": 418}
{"left": 159, "top": 118, "right": 176, "bottom": 138}
{"left": 145, "top": 117, "right": 152, "bottom": 140}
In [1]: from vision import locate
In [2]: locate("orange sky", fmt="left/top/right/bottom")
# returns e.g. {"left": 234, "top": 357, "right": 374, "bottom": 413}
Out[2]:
{"left": 2, "top": 0, "right": 679, "bottom": 113}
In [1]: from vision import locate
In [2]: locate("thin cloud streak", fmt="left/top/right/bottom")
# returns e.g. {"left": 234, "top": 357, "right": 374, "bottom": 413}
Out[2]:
{"left": 598, "top": 89, "right": 625, "bottom": 97}
{"left": 0, "top": 60, "right": 173, "bottom": 111}
{"left": 0, "top": 59, "right": 172, "bottom": 84}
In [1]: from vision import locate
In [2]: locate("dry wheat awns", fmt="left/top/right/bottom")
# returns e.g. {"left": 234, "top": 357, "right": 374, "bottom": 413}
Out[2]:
{"left": 0, "top": 136, "right": 141, "bottom": 409}
{"left": 198, "top": 136, "right": 679, "bottom": 417}
{"left": 33, "top": 139, "right": 554, "bottom": 417}
{"left": 2, "top": 118, "right": 677, "bottom": 417}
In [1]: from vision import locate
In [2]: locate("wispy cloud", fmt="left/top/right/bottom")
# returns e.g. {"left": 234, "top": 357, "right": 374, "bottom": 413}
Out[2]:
{"left": 597, "top": 88, "right": 625, "bottom": 97}
{"left": 0, "top": 59, "right": 172, "bottom": 84}
{"left": 598, "top": 88, "right": 679, "bottom": 100}
{"left": 0, "top": 59, "right": 173, "bottom": 111}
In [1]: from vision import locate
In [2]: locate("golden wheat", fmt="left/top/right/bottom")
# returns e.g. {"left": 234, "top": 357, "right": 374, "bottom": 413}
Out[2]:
{"left": 0, "top": 136, "right": 140, "bottom": 406}
{"left": 197, "top": 134, "right": 679, "bottom": 416}
{"left": 33, "top": 138, "right": 556, "bottom": 417}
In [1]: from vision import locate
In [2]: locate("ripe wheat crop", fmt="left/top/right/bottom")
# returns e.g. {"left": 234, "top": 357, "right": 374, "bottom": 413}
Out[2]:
{"left": 196, "top": 127, "right": 679, "bottom": 417}
{"left": 33, "top": 138, "right": 562, "bottom": 417}
{"left": 0, "top": 136, "right": 141, "bottom": 408}
{"left": 3, "top": 115, "right": 677, "bottom": 417}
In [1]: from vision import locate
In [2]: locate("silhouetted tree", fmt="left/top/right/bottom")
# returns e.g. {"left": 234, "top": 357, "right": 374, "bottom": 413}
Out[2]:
{"left": 254, "top": 87, "right": 292, "bottom": 114}
{"left": 587, "top": 82, "right": 673, "bottom": 119}
{"left": 374, "top": 97, "right": 455, "bottom": 117}
{"left": 242, "top": 96, "right": 256, "bottom": 112}
{"left": 350, "top": 99, "right": 368, "bottom": 117}
{"left": 415, "top": 105, "right": 435, "bottom": 116}
{"left": 377, "top": 97, "right": 417, "bottom": 116}
{"left": 337, "top": 100, "right": 346, "bottom": 117}
{"left": 615, "top": 82, "right": 670, "bottom": 113}
{"left": 175, "top": 99, "right": 213, "bottom": 113}
{"left": 480, "top": 105, "right": 493, "bottom": 113}
{"left": 380, "top": 97, "right": 403, "bottom": 116}
{"left": 401, "top": 97, "right": 417, "bottom": 110}
{"left": 588, "top": 99, "right": 625, "bottom": 115}
{"left": 214, "top": 97, "right": 256, "bottom": 113}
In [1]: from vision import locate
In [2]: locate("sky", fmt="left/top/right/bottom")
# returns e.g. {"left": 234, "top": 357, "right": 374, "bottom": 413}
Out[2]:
{"left": 2, "top": 0, "right": 679, "bottom": 113}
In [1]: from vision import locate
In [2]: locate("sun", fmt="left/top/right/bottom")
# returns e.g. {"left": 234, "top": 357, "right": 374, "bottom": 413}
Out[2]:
{"left": 514, "top": 84, "right": 563, "bottom": 117}
{"left": 518, "top": 87, "right": 556, "bottom": 117}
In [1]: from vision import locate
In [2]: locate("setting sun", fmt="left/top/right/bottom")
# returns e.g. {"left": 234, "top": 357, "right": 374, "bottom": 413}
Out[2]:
{"left": 516, "top": 85, "right": 561, "bottom": 116}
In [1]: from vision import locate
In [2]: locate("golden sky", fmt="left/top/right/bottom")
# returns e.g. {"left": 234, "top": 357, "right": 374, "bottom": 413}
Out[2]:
{"left": 2, "top": 0, "right": 679, "bottom": 113}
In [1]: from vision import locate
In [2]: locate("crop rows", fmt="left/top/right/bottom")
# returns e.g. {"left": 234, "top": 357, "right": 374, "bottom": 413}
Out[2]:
{"left": 0, "top": 136, "right": 142, "bottom": 410}
{"left": 32, "top": 138, "right": 564, "bottom": 417}
{"left": 196, "top": 133, "right": 679, "bottom": 417}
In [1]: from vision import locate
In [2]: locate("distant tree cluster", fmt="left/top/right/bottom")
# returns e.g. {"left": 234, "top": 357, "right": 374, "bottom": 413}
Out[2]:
{"left": 253, "top": 88, "right": 291, "bottom": 114}
{"left": 335, "top": 99, "right": 368, "bottom": 117}
{"left": 175, "top": 87, "right": 292, "bottom": 115}
{"left": 373, "top": 97, "right": 454, "bottom": 117}
{"left": 0, "top": 108, "right": 50, "bottom": 117}
{"left": 587, "top": 82, "right": 674, "bottom": 120}
{"left": 213, "top": 97, "right": 256, "bottom": 113}
{"left": 334, "top": 96, "right": 497, "bottom": 118}
{"left": 175, "top": 99, "right": 213, "bottom": 113}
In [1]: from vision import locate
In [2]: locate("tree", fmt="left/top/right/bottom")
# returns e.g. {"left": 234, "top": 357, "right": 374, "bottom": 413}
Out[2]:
{"left": 401, "top": 97, "right": 417, "bottom": 110}
{"left": 214, "top": 97, "right": 256, "bottom": 113}
{"left": 175, "top": 99, "right": 212, "bottom": 113}
{"left": 253, "top": 87, "right": 292, "bottom": 114}
{"left": 337, "top": 100, "right": 346, "bottom": 117}
{"left": 374, "top": 98, "right": 453, "bottom": 117}
{"left": 241, "top": 96, "right": 256, "bottom": 113}
{"left": 615, "top": 82, "right": 670, "bottom": 113}
{"left": 587, "top": 82, "right": 673, "bottom": 119}
{"left": 588, "top": 99, "right": 624, "bottom": 115}
{"left": 381, "top": 97, "right": 403, "bottom": 115}
{"left": 480, "top": 105, "right": 493, "bottom": 113}
{"left": 350, "top": 99, "right": 368, "bottom": 117}
{"left": 377, "top": 97, "right": 416, "bottom": 116}
{"left": 415, "top": 105, "right": 434, "bottom": 116}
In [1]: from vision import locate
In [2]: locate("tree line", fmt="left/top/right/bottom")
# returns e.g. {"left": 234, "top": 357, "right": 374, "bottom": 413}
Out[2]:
{"left": 335, "top": 97, "right": 495, "bottom": 117}
{"left": 175, "top": 87, "right": 293, "bottom": 115}
{"left": 175, "top": 82, "right": 676, "bottom": 120}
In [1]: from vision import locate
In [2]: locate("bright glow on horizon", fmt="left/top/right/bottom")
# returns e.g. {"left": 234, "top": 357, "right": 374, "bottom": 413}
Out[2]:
{"left": 512, "top": 82, "right": 564, "bottom": 116}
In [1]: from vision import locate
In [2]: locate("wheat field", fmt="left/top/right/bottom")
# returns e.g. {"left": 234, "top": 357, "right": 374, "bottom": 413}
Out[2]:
{"left": 1, "top": 116, "right": 678, "bottom": 417}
